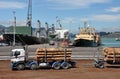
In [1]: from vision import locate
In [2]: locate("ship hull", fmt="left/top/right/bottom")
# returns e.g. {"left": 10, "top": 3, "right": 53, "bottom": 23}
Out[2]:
{"left": 2, "top": 34, "right": 48, "bottom": 45}
{"left": 73, "top": 39, "right": 99, "bottom": 47}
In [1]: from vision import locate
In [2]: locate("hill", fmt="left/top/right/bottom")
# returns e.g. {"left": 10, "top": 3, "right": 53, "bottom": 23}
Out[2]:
{"left": 0, "top": 25, "right": 6, "bottom": 35}
{"left": 101, "top": 32, "right": 120, "bottom": 38}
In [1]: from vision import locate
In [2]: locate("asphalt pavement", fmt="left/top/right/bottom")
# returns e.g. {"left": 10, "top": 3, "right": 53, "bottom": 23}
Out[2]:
{"left": 0, "top": 44, "right": 103, "bottom": 60}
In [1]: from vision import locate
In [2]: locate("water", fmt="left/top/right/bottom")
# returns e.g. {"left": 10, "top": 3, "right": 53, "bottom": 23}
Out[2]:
{"left": 101, "top": 38, "right": 120, "bottom": 47}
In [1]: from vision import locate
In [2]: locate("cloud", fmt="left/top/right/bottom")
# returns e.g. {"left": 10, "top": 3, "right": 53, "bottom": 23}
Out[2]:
{"left": 106, "top": 7, "right": 120, "bottom": 12}
{"left": 101, "top": 26, "right": 120, "bottom": 32}
{"left": 111, "top": 26, "right": 120, "bottom": 31}
{"left": 62, "top": 14, "right": 120, "bottom": 24}
{"left": 0, "top": 20, "right": 26, "bottom": 26}
{"left": 0, "top": 1, "right": 27, "bottom": 9}
{"left": 47, "top": 0, "right": 110, "bottom": 10}
{"left": 91, "top": 14, "right": 120, "bottom": 22}
{"left": 62, "top": 17, "right": 78, "bottom": 24}
{"left": 61, "top": 16, "right": 120, "bottom": 32}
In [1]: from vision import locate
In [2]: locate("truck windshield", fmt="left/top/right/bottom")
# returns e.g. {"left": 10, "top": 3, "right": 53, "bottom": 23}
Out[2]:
{"left": 14, "top": 51, "right": 20, "bottom": 57}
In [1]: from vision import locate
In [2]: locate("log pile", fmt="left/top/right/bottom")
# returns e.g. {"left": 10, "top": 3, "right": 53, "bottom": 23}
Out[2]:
{"left": 103, "top": 47, "right": 120, "bottom": 64}
{"left": 36, "top": 48, "right": 72, "bottom": 62}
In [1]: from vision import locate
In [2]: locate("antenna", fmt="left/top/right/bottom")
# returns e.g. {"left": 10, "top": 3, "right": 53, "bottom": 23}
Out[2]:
{"left": 56, "top": 16, "right": 62, "bottom": 29}
{"left": 84, "top": 21, "right": 87, "bottom": 28}
{"left": 27, "top": 0, "right": 32, "bottom": 27}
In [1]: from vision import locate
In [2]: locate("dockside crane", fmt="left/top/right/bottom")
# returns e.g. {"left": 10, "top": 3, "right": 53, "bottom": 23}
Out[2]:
{"left": 26, "top": 0, "right": 32, "bottom": 35}
{"left": 27, "top": 0, "right": 32, "bottom": 27}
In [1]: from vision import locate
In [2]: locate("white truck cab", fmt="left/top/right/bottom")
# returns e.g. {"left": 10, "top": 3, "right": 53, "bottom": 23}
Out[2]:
{"left": 11, "top": 48, "right": 38, "bottom": 70}
{"left": 11, "top": 49, "right": 25, "bottom": 62}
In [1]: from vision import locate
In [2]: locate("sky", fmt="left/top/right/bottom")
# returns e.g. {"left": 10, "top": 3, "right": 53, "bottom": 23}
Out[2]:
{"left": 0, "top": 0, "right": 120, "bottom": 33}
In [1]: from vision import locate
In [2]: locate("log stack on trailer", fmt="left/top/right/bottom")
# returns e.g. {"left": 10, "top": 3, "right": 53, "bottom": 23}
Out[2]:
{"left": 103, "top": 47, "right": 120, "bottom": 64}
{"left": 36, "top": 47, "right": 72, "bottom": 62}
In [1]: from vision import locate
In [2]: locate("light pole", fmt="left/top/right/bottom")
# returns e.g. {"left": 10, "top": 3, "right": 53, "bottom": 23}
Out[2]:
{"left": 69, "top": 20, "right": 72, "bottom": 40}
{"left": 13, "top": 11, "right": 16, "bottom": 46}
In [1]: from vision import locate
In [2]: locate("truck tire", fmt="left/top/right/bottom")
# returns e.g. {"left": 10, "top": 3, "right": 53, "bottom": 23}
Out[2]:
{"left": 99, "top": 64, "right": 104, "bottom": 68}
{"left": 11, "top": 67, "right": 15, "bottom": 70}
{"left": 61, "top": 62, "right": 69, "bottom": 69}
{"left": 52, "top": 62, "right": 61, "bottom": 70}
{"left": 94, "top": 64, "right": 98, "bottom": 68}
{"left": 30, "top": 64, "right": 37, "bottom": 70}
{"left": 94, "top": 60, "right": 104, "bottom": 68}
{"left": 17, "top": 64, "right": 25, "bottom": 70}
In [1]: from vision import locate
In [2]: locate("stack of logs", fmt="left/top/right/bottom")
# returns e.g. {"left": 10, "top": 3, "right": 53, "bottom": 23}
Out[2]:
{"left": 103, "top": 47, "right": 120, "bottom": 64}
{"left": 36, "top": 48, "right": 72, "bottom": 62}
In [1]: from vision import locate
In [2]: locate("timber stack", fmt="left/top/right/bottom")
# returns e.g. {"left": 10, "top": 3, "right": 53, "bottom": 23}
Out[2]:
{"left": 103, "top": 47, "right": 120, "bottom": 64}
{"left": 36, "top": 48, "right": 72, "bottom": 62}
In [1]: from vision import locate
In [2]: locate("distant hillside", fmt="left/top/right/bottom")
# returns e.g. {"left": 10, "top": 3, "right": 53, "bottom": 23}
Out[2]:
{"left": 101, "top": 33, "right": 120, "bottom": 38}
{"left": 0, "top": 25, "right": 6, "bottom": 35}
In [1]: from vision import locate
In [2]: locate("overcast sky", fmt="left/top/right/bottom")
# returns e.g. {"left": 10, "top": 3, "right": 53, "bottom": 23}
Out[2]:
{"left": 0, "top": 0, "right": 120, "bottom": 33}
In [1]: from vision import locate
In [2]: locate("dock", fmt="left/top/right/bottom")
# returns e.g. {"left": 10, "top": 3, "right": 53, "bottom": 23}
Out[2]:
{"left": 0, "top": 44, "right": 103, "bottom": 60}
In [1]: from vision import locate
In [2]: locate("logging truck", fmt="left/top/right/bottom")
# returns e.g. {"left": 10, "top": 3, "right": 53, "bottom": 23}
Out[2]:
{"left": 10, "top": 47, "right": 75, "bottom": 70}
{"left": 94, "top": 47, "right": 120, "bottom": 68}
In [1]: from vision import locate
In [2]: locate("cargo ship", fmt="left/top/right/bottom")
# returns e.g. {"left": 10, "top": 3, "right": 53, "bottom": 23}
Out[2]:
{"left": 2, "top": 25, "right": 48, "bottom": 45}
{"left": 73, "top": 22, "right": 101, "bottom": 47}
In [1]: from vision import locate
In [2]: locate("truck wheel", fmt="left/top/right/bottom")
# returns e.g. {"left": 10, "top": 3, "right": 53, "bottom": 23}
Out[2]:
{"left": 94, "top": 64, "right": 98, "bottom": 68}
{"left": 99, "top": 64, "right": 104, "bottom": 68}
{"left": 52, "top": 62, "right": 61, "bottom": 70}
{"left": 61, "top": 62, "right": 69, "bottom": 69}
{"left": 17, "top": 64, "right": 25, "bottom": 70}
{"left": 30, "top": 64, "right": 37, "bottom": 70}
{"left": 11, "top": 67, "right": 15, "bottom": 70}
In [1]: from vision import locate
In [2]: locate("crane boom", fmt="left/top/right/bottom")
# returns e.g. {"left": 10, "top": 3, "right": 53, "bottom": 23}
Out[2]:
{"left": 27, "top": 0, "right": 32, "bottom": 27}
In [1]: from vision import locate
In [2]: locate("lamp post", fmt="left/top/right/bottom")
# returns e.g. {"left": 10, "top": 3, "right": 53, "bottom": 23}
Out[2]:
{"left": 13, "top": 11, "right": 16, "bottom": 46}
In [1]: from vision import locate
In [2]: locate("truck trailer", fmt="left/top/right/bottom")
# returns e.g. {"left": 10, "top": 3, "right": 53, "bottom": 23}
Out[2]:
{"left": 10, "top": 47, "right": 76, "bottom": 70}
{"left": 94, "top": 47, "right": 120, "bottom": 68}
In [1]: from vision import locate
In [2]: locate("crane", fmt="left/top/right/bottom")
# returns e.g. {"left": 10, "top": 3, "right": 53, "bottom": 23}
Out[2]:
{"left": 26, "top": 0, "right": 32, "bottom": 27}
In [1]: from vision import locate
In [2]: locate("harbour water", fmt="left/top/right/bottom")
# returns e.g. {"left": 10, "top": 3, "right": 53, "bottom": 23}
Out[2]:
{"left": 101, "top": 38, "right": 120, "bottom": 47}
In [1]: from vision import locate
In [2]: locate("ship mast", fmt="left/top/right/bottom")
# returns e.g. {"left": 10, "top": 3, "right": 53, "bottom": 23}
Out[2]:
{"left": 84, "top": 21, "right": 87, "bottom": 33}
{"left": 56, "top": 17, "right": 62, "bottom": 30}
{"left": 84, "top": 21, "right": 87, "bottom": 28}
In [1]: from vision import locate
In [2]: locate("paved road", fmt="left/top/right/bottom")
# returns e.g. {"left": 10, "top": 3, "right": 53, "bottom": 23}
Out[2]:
{"left": 0, "top": 44, "right": 103, "bottom": 60}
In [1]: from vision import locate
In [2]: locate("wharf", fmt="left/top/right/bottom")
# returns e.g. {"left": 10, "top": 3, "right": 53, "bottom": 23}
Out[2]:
{"left": 0, "top": 44, "right": 103, "bottom": 60}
